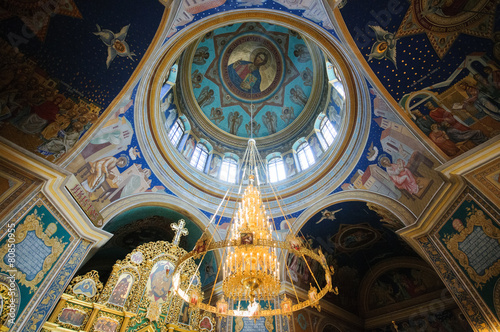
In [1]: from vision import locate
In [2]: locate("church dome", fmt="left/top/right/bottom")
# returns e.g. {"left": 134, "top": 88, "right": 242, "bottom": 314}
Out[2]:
{"left": 186, "top": 22, "right": 318, "bottom": 140}
{"left": 136, "top": 15, "right": 370, "bottom": 213}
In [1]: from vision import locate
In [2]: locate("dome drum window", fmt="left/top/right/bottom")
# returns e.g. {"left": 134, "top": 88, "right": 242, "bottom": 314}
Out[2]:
{"left": 219, "top": 157, "right": 238, "bottom": 184}
{"left": 296, "top": 141, "right": 315, "bottom": 171}
{"left": 169, "top": 119, "right": 184, "bottom": 148}
{"left": 268, "top": 156, "right": 286, "bottom": 183}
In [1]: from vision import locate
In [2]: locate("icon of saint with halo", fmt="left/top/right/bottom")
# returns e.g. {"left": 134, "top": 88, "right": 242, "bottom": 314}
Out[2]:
{"left": 228, "top": 51, "right": 268, "bottom": 93}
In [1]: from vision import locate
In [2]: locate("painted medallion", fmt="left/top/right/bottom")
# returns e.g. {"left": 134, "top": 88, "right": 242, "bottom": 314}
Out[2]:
{"left": 220, "top": 33, "right": 284, "bottom": 102}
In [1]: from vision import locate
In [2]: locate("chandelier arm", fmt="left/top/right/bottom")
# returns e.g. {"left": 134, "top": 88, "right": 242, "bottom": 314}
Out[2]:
{"left": 172, "top": 241, "right": 335, "bottom": 317}
{"left": 185, "top": 185, "right": 236, "bottom": 296}
{"left": 282, "top": 250, "right": 302, "bottom": 306}
{"left": 204, "top": 192, "right": 238, "bottom": 300}
{"left": 301, "top": 251, "right": 321, "bottom": 292}
{"left": 208, "top": 240, "right": 229, "bottom": 305}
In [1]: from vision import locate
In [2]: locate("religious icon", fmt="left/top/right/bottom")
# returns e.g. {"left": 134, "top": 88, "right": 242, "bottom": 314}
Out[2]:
{"left": 281, "top": 295, "right": 292, "bottom": 315}
{"left": 94, "top": 317, "right": 119, "bottom": 332}
{"left": 195, "top": 237, "right": 208, "bottom": 254}
{"left": 58, "top": 308, "right": 86, "bottom": 327}
{"left": 179, "top": 302, "right": 191, "bottom": 325}
{"left": 190, "top": 290, "right": 200, "bottom": 307}
{"left": 308, "top": 284, "right": 318, "bottom": 302}
{"left": 199, "top": 316, "right": 214, "bottom": 332}
{"left": 108, "top": 273, "right": 133, "bottom": 307}
{"left": 217, "top": 298, "right": 228, "bottom": 315}
{"left": 228, "top": 52, "right": 268, "bottom": 93}
{"left": 73, "top": 279, "right": 97, "bottom": 298}
{"left": 240, "top": 232, "right": 253, "bottom": 245}
{"left": 147, "top": 261, "right": 174, "bottom": 303}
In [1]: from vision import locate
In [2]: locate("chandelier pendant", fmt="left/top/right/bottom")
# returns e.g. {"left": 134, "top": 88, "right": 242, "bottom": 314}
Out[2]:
{"left": 171, "top": 139, "right": 338, "bottom": 318}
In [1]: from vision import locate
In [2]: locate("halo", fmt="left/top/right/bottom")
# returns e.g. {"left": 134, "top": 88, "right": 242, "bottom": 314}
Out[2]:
{"left": 377, "top": 154, "right": 390, "bottom": 168}
{"left": 250, "top": 47, "right": 272, "bottom": 71}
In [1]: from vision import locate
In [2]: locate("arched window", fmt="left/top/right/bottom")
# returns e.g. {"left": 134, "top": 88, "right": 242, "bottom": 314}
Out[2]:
{"left": 320, "top": 117, "right": 337, "bottom": 149}
{"left": 268, "top": 157, "right": 286, "bottom": 183}
{"left": 168, "top": 119, "right": 184, "bottom": 147}
{"left": 219, "top": 157, "right": 238, "bottom": 183}
{"left": 296, "top": 141, "right": 315, "bottom": 171}
{"left": 190, "top": 143, "right": 209, "bottom": 171}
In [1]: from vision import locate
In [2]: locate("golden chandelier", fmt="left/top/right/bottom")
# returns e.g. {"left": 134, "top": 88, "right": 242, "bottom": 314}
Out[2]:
{"left": 171, "top": 139, "right": 338, "bottom": 318}
{"left": 223, "top": 174, "right": 280, "bottom": 301}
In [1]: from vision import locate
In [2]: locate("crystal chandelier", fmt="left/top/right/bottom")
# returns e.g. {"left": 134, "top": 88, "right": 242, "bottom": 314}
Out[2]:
{"left": 171, "top": 139, "right": 338, "bottom": 318}
{"left": 223, "top": 174, "right": 280, "bottom": 301}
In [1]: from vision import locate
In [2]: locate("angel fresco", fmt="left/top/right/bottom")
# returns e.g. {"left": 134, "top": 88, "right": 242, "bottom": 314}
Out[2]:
{"left": 245, "top": 119, "right": 261, "bottom": 137}
{"left": 197, "top": 86, "right": 215, "bottom": 108}
{"left": 192, "top": 69, "right": 204, "bottom": 88}
{"left": 94, "top": 24, "right": 136, "bottom": 69}
{"left": 280, "top": 106, "right": 294, "bottom": 125}
{"left": 228, "top": 111, "right": 243, "bottom": 135}
{"left": 367, "top": 26, "right": 398, "bottom": 68}
{"left": 301, "top": 67, "right": 313, "bottom": 86}
{"left": 262, "top": 111, "right": 278, "bottom": 134}
{"left": 290, "top": 85, "right": 308, "bottom": 106}
{"left": 209, "top": 107, "right": 224, "bottom": 125}
{"left": 193, "top": 46, "right": 210, "bottom": 65}
{"left": 293, "top": 44, "right": 311, "bottom": 63}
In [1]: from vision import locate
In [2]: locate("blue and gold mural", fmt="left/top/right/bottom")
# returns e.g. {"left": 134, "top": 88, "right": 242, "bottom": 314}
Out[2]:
{"left": 437, "top": 192, "right": 500, "bottom": 320}
{"left": 0, "top": 0, "right": 499, "bottom": 330}
{"left": 192, "top": 22, "right": 314, "bottom": 138}
{"left": 339, "top": 0, "right": 500, "bottom": 158}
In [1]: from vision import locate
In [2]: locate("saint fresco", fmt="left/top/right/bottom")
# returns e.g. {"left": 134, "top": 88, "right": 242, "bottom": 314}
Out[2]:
{"left": 145, "top": 261, "right": 174, "bottom": 304}
{"left": 108, "top": 273, "right": 133, "bottom": 307}
{"left": 221, "top": 34, "right": 283, "bottom": 102}
{"left": 94, "top": 317, "right": 119, "bottom": 332}
{"left": 58, "top": 308, "right": 86, "bottom": 327}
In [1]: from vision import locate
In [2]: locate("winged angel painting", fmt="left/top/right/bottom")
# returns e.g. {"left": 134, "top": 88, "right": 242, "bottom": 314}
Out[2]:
{"left": 94, "top": 24, "right": 136, "bottom": 68}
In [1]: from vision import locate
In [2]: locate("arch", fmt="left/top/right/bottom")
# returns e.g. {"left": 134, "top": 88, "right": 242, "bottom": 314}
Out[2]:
{"left": 293, "top": 190, "right": 416, "bottom": 234}
{"left": 100, "top": 193, "right": 220, "bottom": 242}
{"left": 357, "top": 257, "right": 446, "bottom": 316}
{"left": 317, "top": 322, "right": 342, "bottom": 332}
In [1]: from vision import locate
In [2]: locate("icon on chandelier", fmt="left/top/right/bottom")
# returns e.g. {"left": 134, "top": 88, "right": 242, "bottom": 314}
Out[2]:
{"left": 240, "top": 232, "right": 254, "bottom": 245}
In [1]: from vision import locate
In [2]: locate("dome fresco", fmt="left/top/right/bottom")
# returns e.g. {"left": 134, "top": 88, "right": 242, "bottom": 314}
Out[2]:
{"left": 2, "top": 0, "right": 498, "bottom": 330}
{"left": 190, "top": 22, "right": 315, "bottom": 138}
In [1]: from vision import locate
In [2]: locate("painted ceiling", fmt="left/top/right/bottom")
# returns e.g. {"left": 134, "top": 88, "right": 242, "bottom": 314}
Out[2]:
{"left": 190, "top": 22, "right": 315, "bottom": 138}
{"left": 0, "top": 0, "right": 498, "bottom": 325}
